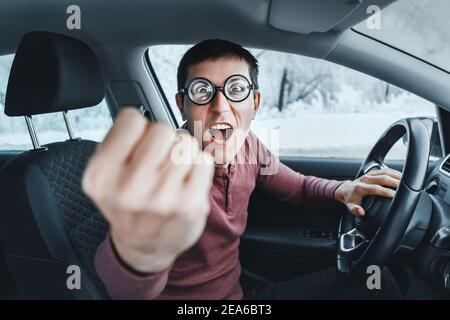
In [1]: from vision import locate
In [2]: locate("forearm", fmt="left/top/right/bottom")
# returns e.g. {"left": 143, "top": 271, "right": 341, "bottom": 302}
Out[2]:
{"left": 258, "top": 161, "right": 346, "bottom": 210}
{"left": 299, "top": 175, "right": 346, "bottom": 209}
{"left": 95, "top": 233, "right": 171, "bottom": 300}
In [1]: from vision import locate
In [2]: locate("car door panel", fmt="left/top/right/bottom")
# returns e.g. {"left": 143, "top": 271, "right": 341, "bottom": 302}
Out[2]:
{"left": 240, "top": 157, "right": 407, "bottom": 288}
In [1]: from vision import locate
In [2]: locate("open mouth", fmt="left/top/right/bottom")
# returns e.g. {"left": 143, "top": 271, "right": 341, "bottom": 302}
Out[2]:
{"left": 208, "top": 123, "right": 234, "bottom": 143}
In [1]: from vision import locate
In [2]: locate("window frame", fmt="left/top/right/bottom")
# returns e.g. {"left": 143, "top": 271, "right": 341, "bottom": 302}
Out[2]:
{"left": 145, "top": 44, "right": 442, "bottom": 161}
{"left": 144, "top": 48, "right": 180, "bottom": 128}
{"left": 351, "top": 28, "right": 450, "bottom": 76}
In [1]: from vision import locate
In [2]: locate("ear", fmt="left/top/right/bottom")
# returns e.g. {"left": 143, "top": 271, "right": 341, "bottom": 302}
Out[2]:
{"left": 252, "top": 91, "right": 261, "bottom": 120}
{"left": 175, "top": 93, "right": 187, "bottom": 121}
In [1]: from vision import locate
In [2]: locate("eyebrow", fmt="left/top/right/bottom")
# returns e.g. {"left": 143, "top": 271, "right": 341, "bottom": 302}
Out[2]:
{"left": 188, "top": 77, "right": 224, "bottom": 87}
{"left": 187, "top": 73, "right": 250, "bottom": 87}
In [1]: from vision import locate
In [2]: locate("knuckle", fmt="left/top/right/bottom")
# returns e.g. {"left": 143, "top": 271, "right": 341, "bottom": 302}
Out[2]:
{"left": 114, "top": 108, "right": 149, "bottom": 135}
{"left": 354, "top": 183, "right": 364, "bottom": 193}
{"left": 150, "top": 200, "right": 175, "bottom": 217}
{"left": 145, "top": 125, "right": 176, "bottom": 153}
{"left": 115, "top": 193, "right": 135, "bottom": 212}
{"left": 382, "top": 175, "right": 391, "bottom": 184}
{"left": 118, "top": 106, "right": 141, "bottom": 118}
{"left": 118, "top": 107, "right": 146, "bottom": 123}
{"left": 114, "top": 188, "right": 143, "bottom": 213}
{"left": 359, "top": 175, "right": 369, "bottom": 183}
{"left": 152, "top": 123, "right": 176, "bottom": 141}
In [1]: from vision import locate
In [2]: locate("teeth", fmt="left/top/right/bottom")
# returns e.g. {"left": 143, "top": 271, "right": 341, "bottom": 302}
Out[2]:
{"left": 210, "top": 123, "right": 232, "bottom": 130}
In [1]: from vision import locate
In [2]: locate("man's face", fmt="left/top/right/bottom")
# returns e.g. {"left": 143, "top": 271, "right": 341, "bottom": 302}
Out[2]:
{"left": 176, "top": 57, "right": 261, "bottom": 165}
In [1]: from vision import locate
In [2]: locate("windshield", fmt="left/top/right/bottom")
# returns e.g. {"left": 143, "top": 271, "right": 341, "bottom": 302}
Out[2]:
{"left": 354, "top": 0, "right": 450, "bottom": 72}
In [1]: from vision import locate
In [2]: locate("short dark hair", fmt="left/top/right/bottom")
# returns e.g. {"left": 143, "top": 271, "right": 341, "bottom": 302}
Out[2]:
{"left": 177, "top": 39, "right": 259, "bottom": 91}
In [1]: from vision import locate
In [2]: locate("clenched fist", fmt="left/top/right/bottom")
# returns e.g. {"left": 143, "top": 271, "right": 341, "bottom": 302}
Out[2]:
{"left": 82, "top": 108, "right": 214, "bottom": 273}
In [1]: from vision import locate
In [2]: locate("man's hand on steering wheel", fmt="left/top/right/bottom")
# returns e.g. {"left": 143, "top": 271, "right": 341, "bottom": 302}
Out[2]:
{"left": 336, "top": 118, "right": 430, "bottom": 280}
{"left": 334, "top": 168, "right": 402, "bottom": 217}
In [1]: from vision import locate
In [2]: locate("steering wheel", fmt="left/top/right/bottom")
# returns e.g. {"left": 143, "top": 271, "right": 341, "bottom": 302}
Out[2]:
{"left": 337, "top": 118, "right": 431, "bottom": 282}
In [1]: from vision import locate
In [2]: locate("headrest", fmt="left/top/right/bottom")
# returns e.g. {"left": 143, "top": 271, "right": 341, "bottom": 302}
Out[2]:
{"left": 5, "top": 31, "right": 105, "bottom": 117}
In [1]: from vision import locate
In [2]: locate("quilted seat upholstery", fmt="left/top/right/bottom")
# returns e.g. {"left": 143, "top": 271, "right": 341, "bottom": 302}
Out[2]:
{"left": 34, "top": 141, "right": 109, "bottom": 291}
{"left": 0, "top": 140, "right": 110, "bottom": 299}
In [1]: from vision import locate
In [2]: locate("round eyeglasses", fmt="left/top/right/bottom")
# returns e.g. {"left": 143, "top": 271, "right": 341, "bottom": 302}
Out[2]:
{"left": 178, "top": 74, "right": 257, "bottom": 105}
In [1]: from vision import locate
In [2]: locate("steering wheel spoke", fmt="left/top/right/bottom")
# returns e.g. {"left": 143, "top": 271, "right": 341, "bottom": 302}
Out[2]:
{"left": 339, "top": 228, "right": 369, "bottom": 257}
{"left": 362, "top": 161, "right": 388, "bottom": 175}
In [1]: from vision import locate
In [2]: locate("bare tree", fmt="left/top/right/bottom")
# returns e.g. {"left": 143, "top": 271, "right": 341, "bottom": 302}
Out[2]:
{"left": 277, "top": 68, "right": 291, "bottom": 112}
{"left": 293, "top": 74, "right": 329, "bottom": 101}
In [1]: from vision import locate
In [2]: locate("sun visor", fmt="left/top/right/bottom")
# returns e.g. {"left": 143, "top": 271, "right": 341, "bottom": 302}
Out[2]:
{"left": 269, "top": 0, "right": 363, "bottom": 34}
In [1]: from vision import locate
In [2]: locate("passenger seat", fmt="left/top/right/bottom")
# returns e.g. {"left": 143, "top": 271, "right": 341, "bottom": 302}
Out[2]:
{"left": 0, "top": 31, "right": 110, "bottom": 299}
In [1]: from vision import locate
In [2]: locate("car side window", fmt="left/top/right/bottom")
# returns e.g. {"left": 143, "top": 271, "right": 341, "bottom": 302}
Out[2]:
{"left": 0, "top": 54, "right": 112, "bottom": 150}
{"left": 148, "top": 46, "right": 436, "bottom": 160}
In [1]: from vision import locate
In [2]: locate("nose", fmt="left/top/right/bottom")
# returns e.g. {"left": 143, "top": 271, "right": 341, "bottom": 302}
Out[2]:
{"left": 210, "top": 89, "right": 231, "bottom": 114}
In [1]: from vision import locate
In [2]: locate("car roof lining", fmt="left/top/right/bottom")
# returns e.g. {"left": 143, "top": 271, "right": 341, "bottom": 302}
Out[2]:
{"left": 269, "top": 0, "right": 395, "bottom": 34}
{"left": 0, "top": 0, "right": 393, "bottom": 56}
{"left": 1, "top": 0, "right": 450, "bottom": 113}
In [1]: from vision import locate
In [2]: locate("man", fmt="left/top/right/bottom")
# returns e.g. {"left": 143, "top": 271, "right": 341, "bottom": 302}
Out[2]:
{"left": 83, "top": 39, "right": 402, "bottom": 299}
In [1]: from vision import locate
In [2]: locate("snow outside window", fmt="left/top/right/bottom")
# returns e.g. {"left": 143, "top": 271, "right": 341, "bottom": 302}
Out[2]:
{"left": 148, "top": 45, "right": 436, "bottom": 160}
